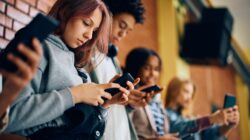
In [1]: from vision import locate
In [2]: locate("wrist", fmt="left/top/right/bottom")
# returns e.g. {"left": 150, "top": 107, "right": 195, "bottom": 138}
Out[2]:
{"left": 70, "top": 87, "right": 80, "bottom": 104}
{"left": 1, "top": 90, "right": 20, "bottom": 103}
{"left": 101, "top": 102, "right": 111, "bottom": 109}
{"left": 128, "top": 103, "right": 136, "bottom": 109}
{"left": 208, "top": 114, "right": 216, "bottom": 124}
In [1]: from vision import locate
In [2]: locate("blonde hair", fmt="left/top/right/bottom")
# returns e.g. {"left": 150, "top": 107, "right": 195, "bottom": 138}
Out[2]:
{"left": 165, "top": 77, "right": 196, "bottom": 111}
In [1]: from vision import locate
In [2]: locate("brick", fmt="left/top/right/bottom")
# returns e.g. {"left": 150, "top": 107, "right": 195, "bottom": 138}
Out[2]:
{"left": 0, "top": 13, "right": 13, "bottom": 28}
{"left": 5, "top": 0, "right": 15, "bottom": 5}
{"left": 5, "top": 28, "right": 15, "bottom": 40}
{"left": 37, "top": 0, "right": 50, "bottom": 13}
{"left": 0, "top": 1, "right": 6, "bottom": 12}
{"left": 13, "top": 20, "right": 24, "bottom": 31}
{"left": 7, "top": 5, "right": 31, "bottom": 25}
{"left": 29, "top": 6, "right": 39, "bottom": 17}
{"left": 0, "top": 37, "right": 9, "bottom": 49}
{"left": 16, "top": 0, "right": 30, "bottom": 13}
{"left": 23, "top": 0, "right": 36, "bottom": 6}
{"left": 0, "top": 25, "right": 4, "bottom": 36}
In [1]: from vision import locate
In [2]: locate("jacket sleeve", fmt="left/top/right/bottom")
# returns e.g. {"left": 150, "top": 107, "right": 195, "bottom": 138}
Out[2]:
{"left": 167, "top": 111, "right": 212, "bottom": 138}
{"left": 201, "top": 125, "right": 226, "bottom": 140}
{"left": 5, "top": 50, "right": 75, "bottom": 133}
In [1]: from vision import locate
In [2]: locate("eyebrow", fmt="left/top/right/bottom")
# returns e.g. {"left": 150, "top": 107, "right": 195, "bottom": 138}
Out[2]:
{"left": 120, "top": 20, "right": 133, "bottom": 30}
{"left": 90, "top": 17, "right": 101, "bottom": 32}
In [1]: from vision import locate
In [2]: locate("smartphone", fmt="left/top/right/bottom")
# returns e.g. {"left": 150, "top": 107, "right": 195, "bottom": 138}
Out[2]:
{"left": 223, "top": 94, "right": 236, "bottom": 108}
{"left": 105, "top": 73, "right": 135, "bottom": 96}
{"left": 141, "top": 85, "right": 161, "bottom": 93}
{"left": 0, "top": 13, "right": 59, "bottom": 72}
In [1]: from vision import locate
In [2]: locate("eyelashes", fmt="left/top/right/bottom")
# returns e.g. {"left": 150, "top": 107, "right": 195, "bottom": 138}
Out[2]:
{"left": 119, "top": 20, "right": 128, "bottom": 29}
{"left": 83, "top": 20, "right": 91, "bottom": 26}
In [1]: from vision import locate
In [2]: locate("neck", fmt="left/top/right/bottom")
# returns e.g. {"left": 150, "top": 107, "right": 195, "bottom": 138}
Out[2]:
{"left": 168, "top": 102, "right": 178, "bottom": 111}
{"left": 168, "top": 102, "right": 183, "bottom": 114}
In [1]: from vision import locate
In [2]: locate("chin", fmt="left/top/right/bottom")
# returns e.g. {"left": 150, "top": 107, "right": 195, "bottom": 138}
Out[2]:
{"left": 69, "top": 44, "right": 78, "bottom": 49}
{"left": 112, "top": 40, "right": 118, "bottom": 45}
{"left": 147, "top": 80, "right": 155, "bottom": 85}
{"left": 183, "top": 104, "right": 190, "bottom": 109}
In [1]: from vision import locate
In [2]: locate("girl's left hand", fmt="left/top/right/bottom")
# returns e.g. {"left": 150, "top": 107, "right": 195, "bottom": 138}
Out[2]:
{"left": 102, "top": 75, "right": 140, "bottom": 108}
{"left": 102, "top": 85, "right": 129, "bottom": 108}
{"left": 129, "top": 84, "right": 162, "bottom": 108}
{"left": 227, "top": 106, "right": 240, "bottom": 127}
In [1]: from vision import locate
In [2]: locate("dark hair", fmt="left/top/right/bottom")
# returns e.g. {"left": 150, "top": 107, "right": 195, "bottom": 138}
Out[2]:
{"left": 103, "top": 0, "right": 145, "bottom": 24}
{"left": 125, "top": 47, "right": 162, "bottom": 78}
{"left": 48, "top": 0, "right": 111, "bottom": 68}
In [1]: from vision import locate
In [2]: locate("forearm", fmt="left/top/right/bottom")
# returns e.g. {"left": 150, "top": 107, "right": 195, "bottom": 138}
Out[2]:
{"left": 6, "top": 88, "right": 74, "bottom": 133}
{"left": 0, "top": 95, "right": 11, "bottom": 118}
{"left": 196, "top": 116, "right": 211, "bottom": 130}
{"left": 170, "top": 116, "right": 211, "bottom": 136}
{"left": 0, "top": 91, "right": 19, "bottom": 117}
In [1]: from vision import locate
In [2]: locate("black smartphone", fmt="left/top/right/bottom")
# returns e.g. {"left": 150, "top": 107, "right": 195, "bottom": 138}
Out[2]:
{"left": 105, "top": 73, "right": 135, "bottom": 96}
{"left": 223, "top": 94, "right": 236, "bottom": 108}
{"left": 141, "top": 85, "right": 161, "bottom": 93}
{"left": 0, "top": 13, "right": 59, "bottom": 72}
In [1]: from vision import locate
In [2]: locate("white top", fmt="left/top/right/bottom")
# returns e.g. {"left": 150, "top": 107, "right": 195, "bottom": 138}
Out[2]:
{"left": 104, "top": 104, "right": 131, "bottom": 140}
{"left": 93, "top": 54, "right": 131, "bottom": 140}
{"left": 93, "top": 54, "right": 117, "bottom": 84}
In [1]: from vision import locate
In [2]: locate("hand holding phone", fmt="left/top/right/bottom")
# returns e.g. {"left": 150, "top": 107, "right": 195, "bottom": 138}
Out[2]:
{"left": 223, "top": 94, "right": 236, "bottom": 108}
{"left": 141, "top": 85, "right": 161, "bottom": 93}
{"left": 0, "top": 13, "right": 59, "bottom": 72}
{"left": 105, "top": 73, "right": 135, "bottom": 96}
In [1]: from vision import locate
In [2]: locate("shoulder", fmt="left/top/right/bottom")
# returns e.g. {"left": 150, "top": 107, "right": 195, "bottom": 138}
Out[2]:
{"left": 166, "top": 108, "right": 180, "bottom": 122}
{"left": 44, "top": 34, "right": 69, "bottom": 52}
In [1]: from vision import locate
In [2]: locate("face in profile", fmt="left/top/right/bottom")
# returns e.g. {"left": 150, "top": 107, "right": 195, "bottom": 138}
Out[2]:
{"left": 111, "top": 13, "right": 136, "bottom": 45}
{"left": 176, "top": 83, "right": 194, "bottom": 109}
{"left": 62, "top": 8, "right": 102, "bottom": 49}
{"left": 138, "top": 55, "right": 161, "bottom": 85}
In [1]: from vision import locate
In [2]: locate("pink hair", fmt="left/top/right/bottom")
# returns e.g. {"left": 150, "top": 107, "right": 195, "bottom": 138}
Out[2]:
{"left": 48, "top": 0, "right": 111, "bottom": 67}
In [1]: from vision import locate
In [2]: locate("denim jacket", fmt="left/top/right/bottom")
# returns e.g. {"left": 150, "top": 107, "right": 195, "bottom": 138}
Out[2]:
{"left": 166, "top": 108, "right": 226, "bottom": 140}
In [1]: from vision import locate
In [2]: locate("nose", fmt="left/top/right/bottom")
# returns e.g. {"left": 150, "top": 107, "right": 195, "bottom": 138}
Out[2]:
{"left": 187, "top": 94, "right": 192, "bottom": 101}
{"left": 83, "top": 29, "right": 93, "bottom": 41}
{"left": 118, "top": 30, "right": 127, "bottom": 39}
{"left": 151, "top": 69, "right": 158, "bottom": 77}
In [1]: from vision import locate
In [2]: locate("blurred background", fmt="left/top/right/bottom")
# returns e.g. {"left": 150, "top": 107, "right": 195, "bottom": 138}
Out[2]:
{"left": 0, "top": 0, "right": 249, "bottom": 139}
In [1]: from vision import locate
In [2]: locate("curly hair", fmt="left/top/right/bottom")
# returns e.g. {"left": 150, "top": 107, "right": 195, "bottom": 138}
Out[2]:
{"left": 124, "top": 47, "right": 162, "bottom": 79}
{"left": 103, "top": 0, "right": 145, "bottom": 24}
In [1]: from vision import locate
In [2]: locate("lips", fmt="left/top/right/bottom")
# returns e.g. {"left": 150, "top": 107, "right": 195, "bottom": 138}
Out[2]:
{"left": 145, "top": 78, "right": 156, "bottom": 85}
{"left": 113, "top": 37, "right": 120, "bottom": 43}
{"left": 77, "top": 39, "right": 85, "bottom": 46}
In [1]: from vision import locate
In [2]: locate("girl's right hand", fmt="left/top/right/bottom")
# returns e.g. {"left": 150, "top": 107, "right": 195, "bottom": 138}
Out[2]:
{"left": 1, "top": 38, "right": 42, "bottom": 100}
{"left": 209, "top": 107, "right": 235, "bottom": 126}
{"left": 70, "top": 83, "right": 121, "bottom": 106}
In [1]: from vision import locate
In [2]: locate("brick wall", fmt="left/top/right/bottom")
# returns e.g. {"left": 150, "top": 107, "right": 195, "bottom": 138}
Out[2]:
{"left": 0, "top": 0, "right": 56, "bottom": 49}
